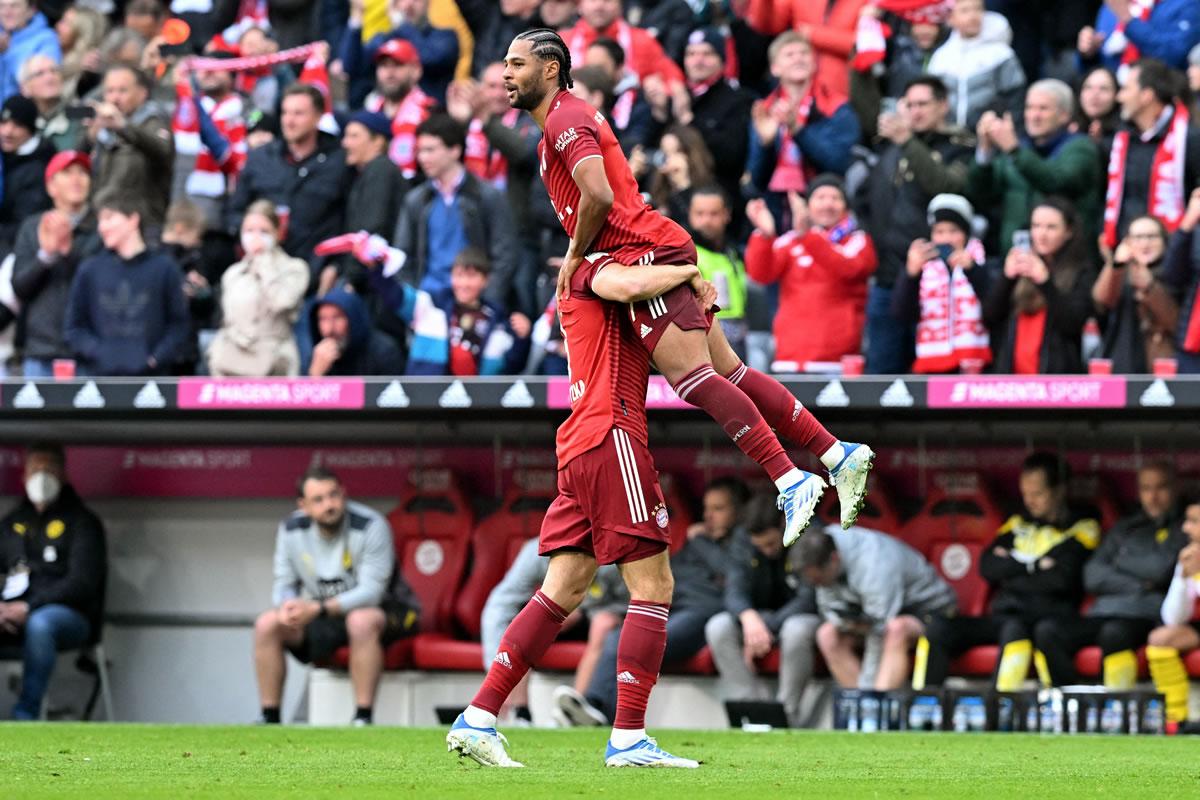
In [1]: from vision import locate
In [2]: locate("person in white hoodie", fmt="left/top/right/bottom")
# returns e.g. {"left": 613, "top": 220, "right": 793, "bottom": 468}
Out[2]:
{"left": 1145, "top": 495, "right": 1200, "bottom": 734}
{"left": 926, "top": 0, "right": 1026, "bottom": 129}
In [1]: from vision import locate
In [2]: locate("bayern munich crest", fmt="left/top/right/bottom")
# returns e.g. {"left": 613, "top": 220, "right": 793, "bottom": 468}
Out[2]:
{"left": 655, "top": 504, "right": 669, "bottom": 529}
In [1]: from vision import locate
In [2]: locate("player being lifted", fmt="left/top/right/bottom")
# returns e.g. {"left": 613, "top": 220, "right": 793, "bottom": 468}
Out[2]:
{"left": 447, "top": 185, "right": 715, "bottom": 768}
{"left": 507, "top": 28, "right": 872, "bottom": 545}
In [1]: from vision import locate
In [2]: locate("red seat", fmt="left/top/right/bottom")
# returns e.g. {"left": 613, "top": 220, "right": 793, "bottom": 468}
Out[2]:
{"left": 327, "top": 637, "right": 415, "bottom": 670}
{"left": 1074, "top": 646, "right": 1150, "bottom": 679}
{"left": 1186, "top": 649, "right": 1200, "bottom": 678}
{"left": 538, "top": 642, "right": 587, "bottom": 671}
{"left": 412, "top": 633, "right": 484, "bottom": 671}
{"left": 663, "top": 646, "right": 717, "bottom": 675}
{"left": 927, "top": 540, "right": 990, "bottom": 616}
{"left": 949, "top": 645, "right": 999, "bottom": 677}
{"left": 387, "top": 469, "right": 474, "bottom": 635}
{"left": 453, "top": 480, "right": 556, "bottom": 639}
{"left": 817, "top": 472, "right": 902, "bottom": 535}
{"left": 900, "top": 473, "right": 1004, "bottom": 555}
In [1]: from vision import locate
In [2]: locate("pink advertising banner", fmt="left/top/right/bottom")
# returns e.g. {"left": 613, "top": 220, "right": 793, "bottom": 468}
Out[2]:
{"left": 177, "top": 378, "right": 365, "bottom": 410}
{"left": 926, "top": 376, "right": 1127, "bottom": 409}
{"left": 547, "top": 376, "right": 690, "bottom": 410}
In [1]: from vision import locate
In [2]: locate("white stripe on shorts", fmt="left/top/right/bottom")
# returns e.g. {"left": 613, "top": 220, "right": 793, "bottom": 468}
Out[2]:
{"left": 612, "top": 428, "right": 649, "bottom": 524}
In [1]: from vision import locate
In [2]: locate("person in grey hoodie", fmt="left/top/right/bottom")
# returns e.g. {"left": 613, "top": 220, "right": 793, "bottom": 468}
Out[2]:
{"left": 797, "top": 524, "right": 957, "bottom": 691}
{"left": 926, "top": 0, "right": 1026, "bottom": 129}
{"left": 1035, "top": 461, "right": 1186, "bottom": 688}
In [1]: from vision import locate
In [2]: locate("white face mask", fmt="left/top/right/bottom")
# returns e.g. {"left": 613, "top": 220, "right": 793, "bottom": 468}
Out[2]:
{"left": 241, "top": 231, "right": 275, "bottom": 254}
{"left": 26, "top": 471, "right": 61, "bottom": 506}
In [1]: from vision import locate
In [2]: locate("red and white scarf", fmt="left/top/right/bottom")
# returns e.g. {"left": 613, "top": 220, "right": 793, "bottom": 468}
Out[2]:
{"left": 177, "top": 92, "right": 248, "bottom": 197}
{"left": 1102, "top": 102, "right": 1189, "bottom": 247}
{"left": 1103, "top": 0, "right": 1157, "bottom": 80}
{"left": 853, "top": 15, "right": 890, "bottom": 71}
{"left": 913, "top": 239, "right": 991, "bottom": 373}
{"left": 365, "top": 86, "right": 434, "bottom": 180}
{"left": 568, "top": 20, "right": 634, "bottom": 77}
{"left": 765, "top": 86, "right": 814, "bottom": 194}
{"left": 464, "top": 109, "right": 520, "bottom": 189}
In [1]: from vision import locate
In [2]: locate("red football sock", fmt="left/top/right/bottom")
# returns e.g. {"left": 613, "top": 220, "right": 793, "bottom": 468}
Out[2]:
{"left": 725, "top": 362, "right": 837, "bottom": 456}
{"left": 672, "top": 365, "right": 794, "bottom": 482}
{"left": 471, "top": 590, "right": 567, "bottom": 715}
{"left": 613, "top": 600, "right": 670, "bottom": 731}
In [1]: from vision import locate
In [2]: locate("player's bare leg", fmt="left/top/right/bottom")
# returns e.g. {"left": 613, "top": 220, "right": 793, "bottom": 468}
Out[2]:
{"left": 449, "top": 552, "right": 597, "bottom": 767}
{"left": 705, "top": 322, "right": 876, "bottom": 529}
{"left": 651, "top": 319, "right": 825, "bottom": 545}
{"left": 602, "top": 550, "right": 698, "bottom": 768}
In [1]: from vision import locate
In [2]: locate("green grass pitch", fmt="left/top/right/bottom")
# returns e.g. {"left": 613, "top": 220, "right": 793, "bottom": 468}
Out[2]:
{"left": 1, "top": 724, "right": 1198, "bottom": 799}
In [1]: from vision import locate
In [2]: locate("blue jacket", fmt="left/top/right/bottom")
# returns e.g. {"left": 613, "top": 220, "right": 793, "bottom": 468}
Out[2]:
{"left": 64, "top": 248, "right": 191, "bottom": 376}
{"left": 368, "top": 268, "right": 528, "bottom": 375}
{"left": 339, "top": 22, "right": 459, "bottom": 107}
{"left": 1, "top": 12, "right": 60, "bottom": 103}
{"left": 1081, "top": 1, "right": 1200, "bottom": 72}
{"left": 746, "top": 94, "right": 860, "bottom": 226}
{"left": 304, "top": 288, "right": 405, "bottom": 376}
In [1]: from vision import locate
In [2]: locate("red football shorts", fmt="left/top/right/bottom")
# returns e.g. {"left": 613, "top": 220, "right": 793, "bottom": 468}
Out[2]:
{"left": 539, "top": 426, "right": 671, "bottom": 566}
{"left": 588, "top": 242, "right": 713, "bottom": 354}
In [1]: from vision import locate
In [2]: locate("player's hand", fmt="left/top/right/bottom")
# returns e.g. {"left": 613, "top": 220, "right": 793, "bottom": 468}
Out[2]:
{"left": 557, "top": 251, "right": 583, "bottom": 300}
{"left": 745, "top": 198, "right": 776, "bottom": 237}
{"left": 698, "top": 280, "right": 718, "bottom": 311}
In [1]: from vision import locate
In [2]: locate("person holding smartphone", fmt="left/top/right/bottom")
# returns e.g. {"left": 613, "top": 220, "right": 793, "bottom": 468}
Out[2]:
{"left": 982, "top": 196, "right": 1096, "bottom": 374}
{"left": 890, "top": 193, "right": 992, "bottom": 373}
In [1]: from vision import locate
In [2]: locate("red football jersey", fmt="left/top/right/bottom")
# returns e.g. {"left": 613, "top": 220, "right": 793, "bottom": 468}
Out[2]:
{"left": 555, "top": 255, "right": 650, "bottom": 467}
{"left": 539, "top": 90, "right": 691, "bottom": 259}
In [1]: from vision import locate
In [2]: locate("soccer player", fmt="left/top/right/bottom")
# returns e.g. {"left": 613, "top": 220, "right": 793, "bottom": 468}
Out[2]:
{"left": 502, "top": 28, "right": 874, "bottom": 546}
{"left": 446, "top": 209, "right": 712, "bottom": 768}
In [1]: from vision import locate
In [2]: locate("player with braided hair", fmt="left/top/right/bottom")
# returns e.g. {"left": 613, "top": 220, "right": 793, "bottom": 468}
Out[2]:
{"left": 506, "top": 29, "right": 875, "bottom": 546}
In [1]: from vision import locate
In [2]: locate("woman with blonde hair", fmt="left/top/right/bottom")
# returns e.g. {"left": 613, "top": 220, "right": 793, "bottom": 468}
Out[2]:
{"left": 207, "top": 201, "right": 310, "bottom": 376}
{"left": 55, "top": 5, "right": 109, "bottom": 100}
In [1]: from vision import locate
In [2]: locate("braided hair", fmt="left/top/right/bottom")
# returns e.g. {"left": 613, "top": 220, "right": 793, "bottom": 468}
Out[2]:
{"left": 515, "top": 28, "right": 574, "bottom": 90}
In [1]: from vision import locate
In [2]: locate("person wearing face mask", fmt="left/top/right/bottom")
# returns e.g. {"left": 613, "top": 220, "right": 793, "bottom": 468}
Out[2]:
{"left": 206, "top": 200, "right": 309, "bottom": 377}
{"left": 0, "top": 443, "right": 106, "bottom": 721}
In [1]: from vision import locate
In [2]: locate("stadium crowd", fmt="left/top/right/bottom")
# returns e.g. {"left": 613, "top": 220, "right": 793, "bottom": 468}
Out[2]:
{"left": 0, "top": 0, "right": 1195, "bottom": 377}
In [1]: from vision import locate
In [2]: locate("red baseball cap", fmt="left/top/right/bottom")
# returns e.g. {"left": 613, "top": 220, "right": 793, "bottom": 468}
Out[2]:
{"left": 45, "top": 150, "right": 91, "bottom": 183}
{"left": 374, "top": 38, "right": 420, "bottom": 65}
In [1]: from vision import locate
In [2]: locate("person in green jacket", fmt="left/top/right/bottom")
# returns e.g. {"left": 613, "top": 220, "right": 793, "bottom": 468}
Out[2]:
{"left": 967, "top": 78, "right": 1101, "bottom": 254}
{"left": 687, "top": 185, "right": 750, "bottom": 358}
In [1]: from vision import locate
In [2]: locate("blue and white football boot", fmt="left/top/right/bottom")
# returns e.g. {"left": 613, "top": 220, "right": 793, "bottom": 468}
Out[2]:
{"left": 828, "top": 443, "right": 876, "bottom": 529}
{"left": 604, "top": 737, "right": 699, "bottom": 768}
{"left": 447, "top": 713, "right": 524, "bottom": 768}
{"left": 779, "top": 471, "right": 827, "bottom": 546}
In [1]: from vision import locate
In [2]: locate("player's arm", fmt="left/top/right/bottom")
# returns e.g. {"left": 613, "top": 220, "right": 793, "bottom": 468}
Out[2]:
{"left": 557, "top": 157, "right": 615, "bottom": 298}
{"left": 591, "top": 261, "right": 703, "bottom": 303}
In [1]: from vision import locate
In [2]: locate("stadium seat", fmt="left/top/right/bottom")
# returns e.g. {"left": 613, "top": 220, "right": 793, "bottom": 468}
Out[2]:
{"left": 927, "top": 540, "right": 990, "bottom": 616}
{"left": 949, "top": 645, "right": 999, "bottom": 678}
{"left": 453, "top": 479, "right": 556, "bottom": 639}
{"left": 412, "top": 634, "right": 482, "bottom": 671}
{"left": 327, "top": 637, "right": 416, "bottom": 670}
{"left": 1074, "top": 647, "right": 1150, "bottom": 680}
{"left": 663, "top": 645, "right": 717, "bottom": 676}
{"left": 1069, "top": 474, "right": 1121, "bottom": 532}
{"left": 387, "top": 469, "right": 474, "bottom": 635}
{"left": 816, "top": 472, "right": 902, "bottom": 535}
{"left": 900, "top": 473, "right": 1004, "bottom": 555}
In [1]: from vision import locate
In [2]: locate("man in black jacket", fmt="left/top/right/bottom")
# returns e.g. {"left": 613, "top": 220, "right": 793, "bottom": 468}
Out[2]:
{"left": 227, "top": 84, "right": 350, "bottom": 280}
{"left": 0, "top": 93, "right": 54, "bottom": 253}
{"left": 12, "top": 150, "right": 102, "bottom": 377}
{"left": 917, "top": 452, "right": 1100, "bottom": 690}
{"left": 0, "top": 444, "right": 106, "bottom": 720}
{"left": 392, "top": 114, "right": 516, "bottom": 311}
{"left": 705, "top": 493, "right": 821, "bottom": 726}
{"left": 455, "top": 0, "right": 544, "bottom": 79}
{"left": 337, "top": 110, "right": 407, "bottom": 294}
{"left": 681, "top": 27, "right": 753, "bottom": 221}
{"left": 1035, "top": 461, "right": 1186, "bottom": 688}
{"left": 856, "top": 75, "right": 974, "bottom": 374}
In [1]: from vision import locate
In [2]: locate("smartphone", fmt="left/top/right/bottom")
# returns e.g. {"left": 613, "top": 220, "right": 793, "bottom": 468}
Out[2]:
{"left": 64, "top": 105, "right": 96, "bottom": 120}
{"left": 935, "top": 243, "right": 954, "bottom": 263}
{"left": 1012, "top": 230, "right": 1031, "bottom": 251}
{"left": 158, "top": 42, "right": 193, "bottom": 57}
{"left": 880, "top": 97, "right": 899, "bottom": 115}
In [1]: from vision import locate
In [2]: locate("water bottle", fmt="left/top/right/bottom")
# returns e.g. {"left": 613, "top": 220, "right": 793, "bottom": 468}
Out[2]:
{"left": 1085, "top": 704, "right": 1099, "bottom": 733}
{"left": 1066, "top": 699, "right": 1079, "bottom": 734}
{"left": 1128, "top": 700, "right": 1140, "bottom": 736}
{"left": 966, "top": 697, "right": 987, "bottom": 732}
{"left": 908, "top": 696, "right": 930, "bottom": 730}
{"left": 997, "top": 697, "right": 1014, "bottom": 731}
{"left": 952, "top": 699, "right": 969, "bottom": 732}
{"left": 931, "top": 699, "right": 943, "bottom": 731}
{"left": 1143, "top": 698, "right": 1164, "bottom": 734}
{"left": 860, "top": 696, "right": 880, "bottom": 733}
{"left": 844, "top": 694, "right": 859, "bottom": 732}
{"left": 1101, "top": 699, "right": 1122, "bottom": 734}
{"left": 1050, "top": 691, "right": 1064, "bottom": 734}
{"left": 1026, "top": 701, "right": 1040, "bottom": 732}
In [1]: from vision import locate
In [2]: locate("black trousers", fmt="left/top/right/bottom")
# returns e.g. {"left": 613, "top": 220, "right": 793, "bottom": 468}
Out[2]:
{"left": 1033, "top": 616, "right": 1157, "bottom": 686}
{"left": 922, "top": 614, "right": 1048, "bottom": 687}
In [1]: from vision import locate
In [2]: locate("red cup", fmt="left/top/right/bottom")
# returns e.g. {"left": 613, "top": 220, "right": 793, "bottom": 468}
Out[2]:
{"left": 1153, "top": 358, "right": 1178, "bottom": 377}
{"left": 1088, "top": 358, "right": 1113, "bottom": 375}
{"left": 52, "top": 359, "right": 76, "bottom": 380}
{"left": 841, "top": 354, "right": 865, "bottom": 377}
{"left": 275, "top": 204, "right": 290, "bottom": 242}
{"left": 960, "top": 358, "right": 985, "bottom": 375}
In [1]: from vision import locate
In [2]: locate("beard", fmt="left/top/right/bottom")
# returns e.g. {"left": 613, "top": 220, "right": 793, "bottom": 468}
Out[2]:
{"left": 381, "top": 79, "right": 415, "bottom": 102}
{"left": 512, "top": 82, "right": 548, "bottom": 111}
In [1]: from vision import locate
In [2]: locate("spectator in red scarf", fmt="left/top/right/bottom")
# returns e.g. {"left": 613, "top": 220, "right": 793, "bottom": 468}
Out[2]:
{"left": 891, "top": 193, "right": 992, "bottom": 373}
{"left": 746, "top": 31, "right": 860, "bottom": 229}
{"left": 745, "top": 175, "right": 877, "bottom": 372}
{"left": 561, "top": 0, "right": 684, "bottom": 89}
{"left": 743, "top": 0, "right": 872, "bottom": 98}
{"left": 983, "top": 197, "right": 1095, "bottom": 374}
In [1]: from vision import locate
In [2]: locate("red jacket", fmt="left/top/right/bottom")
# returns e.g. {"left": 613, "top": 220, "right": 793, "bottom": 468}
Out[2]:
{"left": 745, "top": 223, "right": 876, "bottom": 368}
{"left": 562, "top": 19, "right": 684, "bottom": 85}
{"left": 744, "top": 0, "right": 870, "bottom": 98}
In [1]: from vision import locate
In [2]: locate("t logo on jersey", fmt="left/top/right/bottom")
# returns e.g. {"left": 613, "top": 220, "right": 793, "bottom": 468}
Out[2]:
{"left": 555, "top": 127, "right": 579, "bottom": 152}
{"left": 569, "top": 379, "right": 586, "bottom": 403}
{"left": 594, "top": 110, "right": 605, "bottom": 125}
